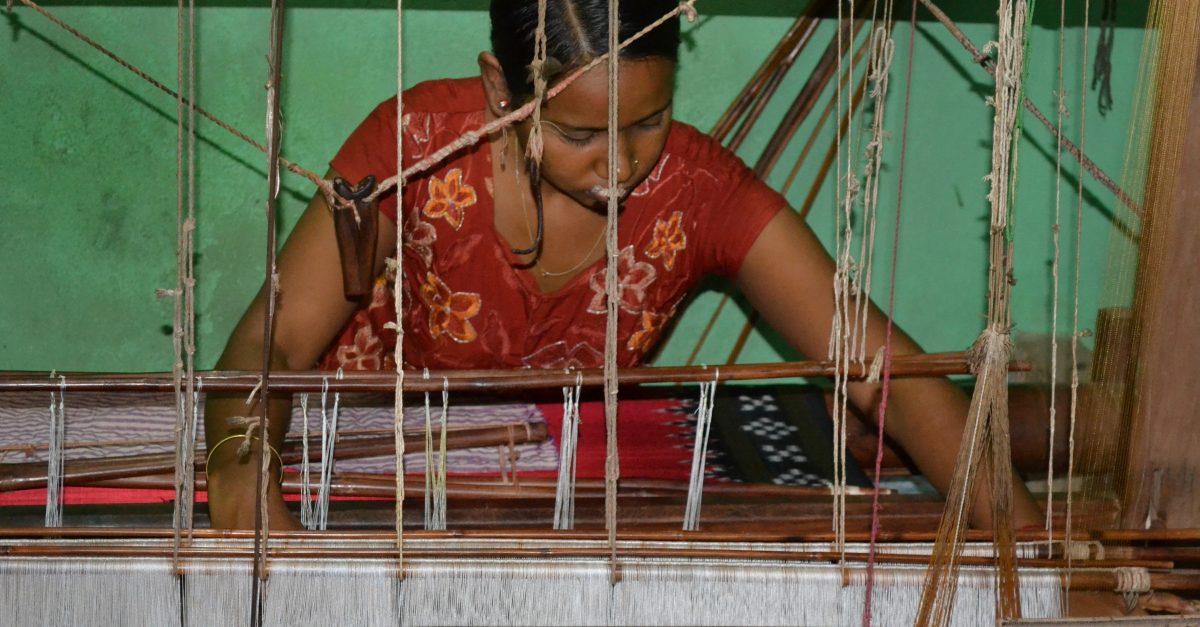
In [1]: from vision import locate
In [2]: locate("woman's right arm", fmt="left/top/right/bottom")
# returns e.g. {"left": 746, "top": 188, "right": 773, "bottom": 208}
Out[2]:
{"left": 204, "top": 169, "right": 398, "bottom": 529}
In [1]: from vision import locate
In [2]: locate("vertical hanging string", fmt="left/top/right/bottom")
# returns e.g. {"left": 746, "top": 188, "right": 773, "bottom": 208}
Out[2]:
{"left": 170, "top": 0, "right": 186, "bottom": 555}
{"left": 422, "top": 369, "right": 433, "bottom": 529}
{"left": 251, "top": 2, "right": 287, "bottom": 618}
{"left": 316, "top": 371, "right": 342, "bottom": 531}
{"left": 527, "top": 0, "right": 549, "bottom": 167}
{"left": 299, "top": 392, "right": 314, "bottom": 529}
{"left": 862, "top": 1, "right": 914, "bottom": 623}
{"left": 169, "top": 0, "right": 199, "bottom": 564}
{"left": 917, "top": 0, "right": 1031, "bottom": 623}
{"left": 391, "top": 0, "right": 407, "bottom": 573}
{"left": 850, "top": 16, "right": 896, "bottom": 361}
{"left": 1065, "top": 0, "right": 1090, "bottom": 603}
{"left": 602, "top": 0, "right": 622, "bottom": 580}
{"left": 1046, "top": 0, "right": 1068, "bottom": 546}
{"left": 182, "top": 0, "right": 198, "bottom": 540}
{"left": 829, "top": 0, "right": 862, "bottom": 560}
{"left": 182, "top": 377, "right": 201, "bottom": 531}
{"left": 421, "top": 370, "right": 449, "bottom": 531}
{"left": 44, "top": 375, "right": 66, "bottom": 528}
{"left": 431, "top": 377, "right": 449, "bottom": 530}
{"left": 1092, "top": 0, "right": 1115, "bottom": 116}
{"left": 683, "top": 368, "right": 718, "bottom": 532}
{"left": 554, "top": 371, "right": 583, "bottom": 530}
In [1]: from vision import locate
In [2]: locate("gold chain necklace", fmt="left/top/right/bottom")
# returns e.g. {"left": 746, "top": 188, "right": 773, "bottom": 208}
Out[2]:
{"left": 508, "top": 145, "right": 606, "bottom": 279}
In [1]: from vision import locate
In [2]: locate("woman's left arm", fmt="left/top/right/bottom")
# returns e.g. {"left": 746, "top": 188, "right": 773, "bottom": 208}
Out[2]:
{"left": 735, "top": 208, "right": 1042, "bottom": 529}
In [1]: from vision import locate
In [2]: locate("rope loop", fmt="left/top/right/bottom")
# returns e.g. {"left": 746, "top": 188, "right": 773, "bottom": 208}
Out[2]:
{"left": 679, "top": 0, "right": 698, "bottom": 23}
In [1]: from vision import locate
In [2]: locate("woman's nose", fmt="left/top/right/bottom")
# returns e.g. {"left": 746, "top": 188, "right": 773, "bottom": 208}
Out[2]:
{"left": 595, "top": 135, "right": 637, "bottom": 186}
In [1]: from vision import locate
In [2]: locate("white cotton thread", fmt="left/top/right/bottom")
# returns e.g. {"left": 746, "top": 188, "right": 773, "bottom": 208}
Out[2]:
{"left": 1114, "top": 566, "right": 1152, "bottom": 613}
{"left": 299, "top": 392, "right": 314, "bottom": 529}
{"left": 316, "top": 370, "right": 343, "bottom": 530}
{"left": 179, "top": 376, "right": 202, "bottom": 532}
{"left": 554, "top": 371, "right": 584, "bottom": 530}
{"left": 422, "top": 369, "right": 434, "bottom": 530}
{"left": 429, "top": 377, "right": 450, "bottom": 531}
{"left": 683, "top": 368, "right": 718, "bottom": 531}
{"left": 44, "top": 374, "right": 67, "bottom": 528}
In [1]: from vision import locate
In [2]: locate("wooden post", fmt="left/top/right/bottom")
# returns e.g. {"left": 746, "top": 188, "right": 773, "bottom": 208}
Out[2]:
{"left": 1120, "top": 32, "right": 1200, "bottom": 529}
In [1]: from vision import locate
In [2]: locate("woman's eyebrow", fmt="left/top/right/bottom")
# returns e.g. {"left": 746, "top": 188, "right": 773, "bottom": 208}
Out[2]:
{"left": 547, "top": 100, "right": 673, "bottom": 133}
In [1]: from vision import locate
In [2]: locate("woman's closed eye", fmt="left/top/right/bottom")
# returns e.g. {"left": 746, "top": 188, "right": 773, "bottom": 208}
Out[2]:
{"left": 542, "top": 120, "right": 598, "bottom": 145}
{"left": 542, "top": 114, "right": 667, "bottom": 147}
{"left": 636, "top": 113, "right": 666, "bottom": 131}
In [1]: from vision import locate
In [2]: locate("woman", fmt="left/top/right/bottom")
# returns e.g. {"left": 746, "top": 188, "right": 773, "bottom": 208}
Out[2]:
{"left": 204, "top": 0, "right": 1041, "bottom": 530}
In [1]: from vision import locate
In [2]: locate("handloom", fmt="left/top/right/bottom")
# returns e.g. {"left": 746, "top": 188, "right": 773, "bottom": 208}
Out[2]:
{"left": 3, "top": 0, "right": 1200, "bottom": 625}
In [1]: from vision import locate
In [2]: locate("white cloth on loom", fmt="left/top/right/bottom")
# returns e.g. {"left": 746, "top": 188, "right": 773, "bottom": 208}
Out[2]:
{"left": 0, "top": 548, "right": 1064, "bottom": 626}
{"left": 0, "top": 392, "right": 557, "bottom": 475}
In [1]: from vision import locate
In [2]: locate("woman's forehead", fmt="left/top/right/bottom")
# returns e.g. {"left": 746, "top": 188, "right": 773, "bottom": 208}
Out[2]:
{"left": 541, "top": 58, "right": 675, "bottom": 129}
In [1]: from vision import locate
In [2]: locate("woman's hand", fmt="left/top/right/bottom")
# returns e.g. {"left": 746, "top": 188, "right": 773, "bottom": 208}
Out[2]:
{"left": 736, "top": 208, "right": 1042, "bottom": 529}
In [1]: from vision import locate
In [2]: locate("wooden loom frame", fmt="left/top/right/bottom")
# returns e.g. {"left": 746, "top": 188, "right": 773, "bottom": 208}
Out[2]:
{"left": 2, "top": 0, "right": 1199, "bottom": 623}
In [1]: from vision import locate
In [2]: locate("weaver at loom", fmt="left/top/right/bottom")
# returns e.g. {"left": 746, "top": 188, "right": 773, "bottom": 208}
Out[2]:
{"left": 200, "top": 0, "right": 1038, "bottom": 533}
{"left": 3, "top": 0, "right": 1200, "bottom": 624}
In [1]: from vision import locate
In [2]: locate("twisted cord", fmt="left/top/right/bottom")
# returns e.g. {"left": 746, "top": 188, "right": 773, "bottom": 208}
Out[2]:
{"left": 603, "top": 0, "right": 623, "bottom": 580}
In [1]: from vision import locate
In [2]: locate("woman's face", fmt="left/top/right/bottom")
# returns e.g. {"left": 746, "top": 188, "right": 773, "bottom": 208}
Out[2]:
{"left": 525, "top": 58, "right": 675, "bottom": 212}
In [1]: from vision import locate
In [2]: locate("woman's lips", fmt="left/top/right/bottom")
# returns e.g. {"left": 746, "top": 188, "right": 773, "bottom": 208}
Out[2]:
{"left": 589, "top": 184, "right": 630, "bottom": 204}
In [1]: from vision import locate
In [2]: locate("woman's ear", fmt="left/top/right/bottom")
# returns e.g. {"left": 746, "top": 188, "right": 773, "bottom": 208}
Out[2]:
{"left": 478, "top": 52, "right": 513, "bottom": 118}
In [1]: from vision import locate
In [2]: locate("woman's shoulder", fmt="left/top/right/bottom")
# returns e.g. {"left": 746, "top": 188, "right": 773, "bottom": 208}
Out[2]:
{"left": 661, "top": 121, "right": 753, "bottom": 177}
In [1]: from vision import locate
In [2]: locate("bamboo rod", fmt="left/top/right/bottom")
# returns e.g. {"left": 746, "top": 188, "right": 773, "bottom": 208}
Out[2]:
{"left": 727, "top": 9, "right": 828, "bottom": 155}
{"left": 0, "top": 422, "right": 546, "bottom": 491}
{"left": 82, "top": 473, "right": 881, "bottom": 501}
{"left": 690, "top": 19, "right": 874, "bottom": 370}
{"left": 710, "top": 0, "right": 827, "bottom": 143}
{"left": 0, "top": 543, "right": 1182, "bottom": 579}
{"left": 0, "top": 352, "right": 1031, "bottom": 394}
{"left": 5, "top": 525, "right": 1194, "bottom": 546}
{"left": 1, "top": 497, "right": 1123, "bottom": 535}
{"left": 754, "top": 6, "right": 868, "bottom": 177}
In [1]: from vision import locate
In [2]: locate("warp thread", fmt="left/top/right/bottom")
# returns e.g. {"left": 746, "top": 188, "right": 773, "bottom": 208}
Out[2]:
{"left": 683, "top": 368, "right": 718, "bottom": 532}
{"left": 298, "top": 393, "right": 314, "bottom": 529}
{"left": 554, "top": 371, "right": 584, "bottom": 530}
{"left": 44, "top": 374, "right": 67, "bottom": 528}
{"left": 316, "top": 370, "right": 344, "bottom": 531}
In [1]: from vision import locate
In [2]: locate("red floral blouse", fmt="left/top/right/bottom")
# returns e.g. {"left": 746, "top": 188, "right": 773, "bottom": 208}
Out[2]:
{"left": 321, "top": 78, "right": 786, "bottom": 371}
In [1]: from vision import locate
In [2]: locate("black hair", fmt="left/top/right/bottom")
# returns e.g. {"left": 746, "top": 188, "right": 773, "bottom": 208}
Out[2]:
{"left": 490, "top": 0, "right": 682, "bottom": 101}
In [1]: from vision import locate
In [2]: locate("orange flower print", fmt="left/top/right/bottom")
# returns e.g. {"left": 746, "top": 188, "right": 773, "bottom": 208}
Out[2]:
{"left": 644, "top": 210, "right": 687, "bottom": 271}
{"left": 627, "top": 309, "right": 670, "bottom": 353}
{"left": 422, "top": 168, "right": 477, "bottom": 230}
{"left": 419, "top": 271, "right": 482, "bottom": 343}
{"left": 336, "top": 324, "right": 383, "bottom": 371}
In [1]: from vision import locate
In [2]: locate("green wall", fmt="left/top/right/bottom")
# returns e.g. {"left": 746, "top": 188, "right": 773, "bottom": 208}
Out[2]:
{"left": 0, "top": 2, "right": 1142, "bottom": 373}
